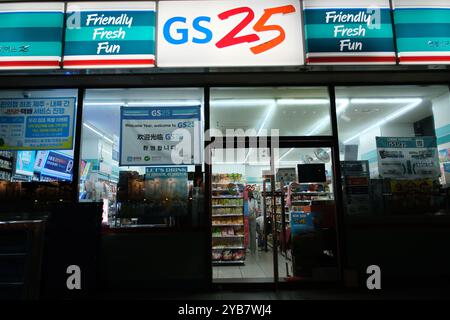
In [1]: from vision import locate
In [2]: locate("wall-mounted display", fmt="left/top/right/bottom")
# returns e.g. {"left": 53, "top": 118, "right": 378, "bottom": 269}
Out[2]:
{"left": 393, "top": 0, "right": 450, "bottom": 64}
{"left": 63, "top": 1, "right": 156, "bottom": 68}
{"left": 0, "top": 97, "right": 76, "bottom": 151}
{"left": 304, "top": 0, "right": 396, "bottom": 64}
{"left": 0, "top": 2, "right": 64, "bottom": 70}
{"left": 157, "top": 0, "right": 303, "bottom": 67}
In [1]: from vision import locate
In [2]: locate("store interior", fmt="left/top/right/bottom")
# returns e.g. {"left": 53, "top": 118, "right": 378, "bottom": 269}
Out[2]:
{"left": 1, "top": 86, "right": 449, "bottom": 283}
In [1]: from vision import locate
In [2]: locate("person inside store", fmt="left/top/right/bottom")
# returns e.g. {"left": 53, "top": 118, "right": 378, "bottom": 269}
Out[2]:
{"left": 247, "top": 190, "right": 259, "bottom": 254}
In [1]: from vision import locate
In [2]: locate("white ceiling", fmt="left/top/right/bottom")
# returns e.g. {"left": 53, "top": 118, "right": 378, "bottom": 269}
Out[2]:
{"left": 81, "top": 86, "right": 449, "bottom": 149}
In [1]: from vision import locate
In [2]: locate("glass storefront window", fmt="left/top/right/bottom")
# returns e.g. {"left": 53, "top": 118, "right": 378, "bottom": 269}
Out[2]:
{"left": 80, "top": 88, "right": 205, "bottom": 228}
{"left": 0, "top": 89, "right": 78, "bottom": 203}
{"left": 210, "top": 87, "right": 332, "bottom": 136}
{"left": 337, "top": 85, "right": 450, "bottom": 216}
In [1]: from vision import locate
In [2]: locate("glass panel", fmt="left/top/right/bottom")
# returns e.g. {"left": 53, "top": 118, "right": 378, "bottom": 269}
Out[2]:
{"left": 211, "top": 147, "right": 275, "bottom": 282}
{"left": 337, "top": 85, "right": 450, "bottom": 216}
{"left": 80, "top": 88, "right": 205, "bottom": 228}
{"left": 273, "top": 147, "right": 339, "bottom": 281}
{"left": 0, "top": 89, "right": 78, "bottom": 203}
{"left": 210, "top": 87, "right": 331, "bottom": 136}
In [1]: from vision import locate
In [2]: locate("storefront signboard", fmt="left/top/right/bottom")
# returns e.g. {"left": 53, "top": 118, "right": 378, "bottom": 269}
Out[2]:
{"left": 0, "top": 97, "right": 76, "bottom": 151}
{"left": 63, "top": 1, "right": 156, "bottom": 68}
{"left": 0, "top": 2, "right": 64, "bottom": 70}
{"left": 157, "top": 0, "right": 303, "bottom": 67}
{"left": 376, "top": 136, "right": 441, "bottom": 179}
{"left": 120, "top": 106, "right": 202, "bottom": 166}
{"left": 303, "top": 0, "right": 396, "bottom": 64}
{"left": 393, "top": 0, "right": 450, "bottom": 64}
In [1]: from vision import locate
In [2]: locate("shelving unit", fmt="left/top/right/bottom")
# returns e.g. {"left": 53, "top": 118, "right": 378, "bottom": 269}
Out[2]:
{"left": 0, "top": 151, "right": 14, "bottom": 181}
{"left": 211, "top": 176, "right": 246, "bottom": 265}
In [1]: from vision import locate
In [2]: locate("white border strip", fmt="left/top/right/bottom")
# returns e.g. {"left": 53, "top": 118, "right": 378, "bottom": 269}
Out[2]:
{"left": 393, "top": 0, "right": 450, "bottom": 9}
{"left": 63, "top": 54, "right": 155, "bottom": 61}
{"left": 0, "top": 2, "right": 64, "bottom": 12}
{"left": 304, "top": 0, "right": 390, "bottom": 9}
{"left": 398, "top": 52, "right": 450, "bottom": 57}
{"left": 67, "top": 1, "right": 155, "bottom": 12}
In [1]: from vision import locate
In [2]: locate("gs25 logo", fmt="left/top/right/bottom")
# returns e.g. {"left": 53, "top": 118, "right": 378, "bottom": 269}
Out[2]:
{"left": 163, "top": 5, "right": 296, "bottom": 54}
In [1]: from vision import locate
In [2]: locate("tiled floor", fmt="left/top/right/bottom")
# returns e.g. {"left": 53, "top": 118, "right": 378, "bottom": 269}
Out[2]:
{"left": 213, "top": 249, "right": 293, "bottom": 281}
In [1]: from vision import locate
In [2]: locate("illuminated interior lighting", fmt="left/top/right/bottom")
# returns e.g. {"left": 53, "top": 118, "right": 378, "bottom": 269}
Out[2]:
{"left": 84, "top": 100, "right": 202, "bottom": 107}
{"left": 83, "top": 123, "right": 114, "bottom": 144}
{"left": 350, "top": 98, "right": 421, "bottom": 104}
{"left": 344, "top": 98, "right": 423, "bottom": 144}
{"left": 277, "top": 99, "right": 330, "bottom": 105}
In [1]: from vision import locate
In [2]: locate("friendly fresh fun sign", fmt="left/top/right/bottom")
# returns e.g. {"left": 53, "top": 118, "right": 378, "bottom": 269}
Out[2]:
{"left": 0, "top": 2, "right": 64, "bottom": 70}
{"left": 303, "top": 0, "right": 396, "bottom": 64}
{"left": 63, "top": 1, "right": 156, "bottom": 68}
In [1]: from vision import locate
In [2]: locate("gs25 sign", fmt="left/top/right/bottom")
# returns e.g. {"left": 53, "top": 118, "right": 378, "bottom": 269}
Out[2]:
{"left": 157, "top": 0, "right": 304, "bottom": 67}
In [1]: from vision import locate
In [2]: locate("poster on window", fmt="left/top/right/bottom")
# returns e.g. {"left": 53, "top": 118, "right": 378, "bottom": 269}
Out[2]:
{"left": 376, "top": 136, "right": 441, "bottom": 179}
{"left": 0, "top": 97, "right": 76, "bottom": 151}
{"left": 144, "top": 166, "right": 188, "bottom": 216}
{"left": 120, "top": 106, "right": 201, "bottom": 166}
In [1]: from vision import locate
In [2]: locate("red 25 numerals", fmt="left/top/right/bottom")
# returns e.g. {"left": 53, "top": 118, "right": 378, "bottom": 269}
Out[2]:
{"left": 215, "top": 5, "right": 296, "bottom": 54}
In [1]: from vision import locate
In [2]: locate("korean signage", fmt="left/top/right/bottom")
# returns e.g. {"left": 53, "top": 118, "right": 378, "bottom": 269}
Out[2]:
{"left": 0, "top": 2, "right": 64, "bottom": 70}
{"left": 157, "top": 0, "right": 303, "bottom": 67}
{"left": 63, "top": 1, "right": 156, "bottom": 68}
{"left": 304, "top": 0, "right": 396, "bottom": 64}
{"left": 376, "top": 137, "right": 441, "bottom": 179}
{"left": 393, "top": 0, "right": 450, "bottom": 64}
{"left": 0, "top": 97, "right": 76, "bottom": 151}
{"left": 120, "top": 106, "right": 201, "bottom": 166}
{"left": 40, "top": 150, "right": 74, "bottom": 181}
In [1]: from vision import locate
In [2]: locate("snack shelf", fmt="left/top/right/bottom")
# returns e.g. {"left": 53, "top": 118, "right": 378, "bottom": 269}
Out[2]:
{"left": 212, "top": 235, "right": 245, "bottom": 238}
{"left": 212, "top": 214, "right": 242, "bottom": 217}
{"left": 212, "top": 196, "right": 243, "bottom": 199}
{"left": 212, "top": 246, "right": 245, "bottom": 250}
{"left": 213, "top": 260, "right": 245, "bottom": 265}
{"left": 212, "top": 205, "right": 242, "bottom": 208}
{"left": 211, "top": 224, "right": 244, "bottom": 227}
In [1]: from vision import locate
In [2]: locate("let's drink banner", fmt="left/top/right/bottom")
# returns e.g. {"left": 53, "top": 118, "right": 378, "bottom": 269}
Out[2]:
{"left": 0, "top": 0, "right": 449, "bottom": 70}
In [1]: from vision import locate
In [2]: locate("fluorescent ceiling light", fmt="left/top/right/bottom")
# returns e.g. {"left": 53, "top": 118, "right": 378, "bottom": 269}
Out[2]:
{"left": 84, "top": 100, "right": 202, "bottom": 107}
{"left": 83, "top": 123, "right": 114, "bottom": 144}
{"left": 279, "top": 148, "right": 294, "bottom": 161}
{"left": 305, "top": 99, "right": 350, "bottom": 136}
{"left": 211, "top": 99, "right": 274, "bottom": 107}
{"left": 350, "top": 98, "right": 421, "bottom": 104}
{"left": 277, "top": 99, "right": 329, "bottom": 105}
{"left": 344, "top": 98, "right": 423, "bottom": 144}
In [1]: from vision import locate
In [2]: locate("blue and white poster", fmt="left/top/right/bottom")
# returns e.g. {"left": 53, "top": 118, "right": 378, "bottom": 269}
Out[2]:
{"left": 120, "top": 106, "right": 202, "bottom": 166}
{"left": 0, "top": 97, "right": 76, "bottom": 151}
{"left": 40, "top": 150, "right": 74, "bottom": 181}
{"left": 376, "top": 136, "right": 441, "bottom": 179}
{"left": 15, "top": 150, "right": 36, "bottom": 177}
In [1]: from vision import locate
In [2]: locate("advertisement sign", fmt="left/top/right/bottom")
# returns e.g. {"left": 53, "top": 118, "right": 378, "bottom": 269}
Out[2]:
{"left": 63, "top": 1, "right": 156, "bottom": 68}
{"left": 376, "top": 136, "right": 441, "bottom": 179}
{"left": 393, "top": 0, "right": 450, "bottom": 64}
{"left": 276, "top": 168, "right": 296, "bottom": 184}
{"left": 341, "top": 160, "right": 371, "bottom": 215}
{"left": 157, "top": 0, "right": 303, "bottom": 67}
{"left": 120, "top": 106, "right": 201, "bottom": 166}
{"left": 40, "top": 151, "right": 74, "bottom": 181}
{"left": 0, "top": 2, "right": 64, "bottom": 70}
{"left": 144, "top": 167, "right": 188, "bottom": 216}
{"left": 304, "top": 0, "right": 396, "bottom": 65}
{"left": 0, "top": 97, "right": 76, "bottom": 151}
{"left": 15, "top": 151, "right": 36, "bottom": 177}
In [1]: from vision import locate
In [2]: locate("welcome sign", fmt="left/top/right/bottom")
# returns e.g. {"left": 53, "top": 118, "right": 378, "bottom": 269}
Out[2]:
{"left": 157, "top": 0, "right": 303, "bottom": 67}
{"left": 304, "top": 0, "right": 396, "bottom": 64}
{"left": 0, "top": 2, "right": 64, "bottom": 70}
{"left": 393, "top": 0, "right": 450, "bottom": 64}
{"left": 63, "top": 1, "right": 156, "bottom": 68}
